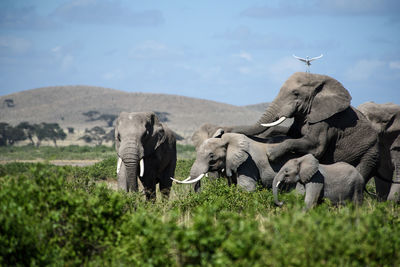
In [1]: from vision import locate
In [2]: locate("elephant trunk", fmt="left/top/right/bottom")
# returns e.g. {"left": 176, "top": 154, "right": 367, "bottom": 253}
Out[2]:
{"left": 120, "top": 141, "right": 143, "bottom": 192}
{"left": 230, "top": 101, "right": 281, "bottom": 136}
{"left": 273, "top": 173, "right": 284, "bottom": 207}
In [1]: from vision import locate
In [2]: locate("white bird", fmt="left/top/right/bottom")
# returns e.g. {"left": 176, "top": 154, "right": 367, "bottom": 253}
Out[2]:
{"left": 293, "top": 54, "right": 323, "bottom": 66}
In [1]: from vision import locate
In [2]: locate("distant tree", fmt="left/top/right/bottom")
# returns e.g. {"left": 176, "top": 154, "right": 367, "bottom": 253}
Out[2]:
{"left": 67, "top": 127, "right": 74, "bottom": 134}
{"left": 82, "top": 110, "right": 100, "bottom": 121}
{"left": 0, "top": 122, "right": 26, "bottom": 146}
{"left": 0, "top": 123, "right": 10, "bottom": 146}
{"left": 35, "top": 123, "right": 66, "bottom": 147}
{"left": 4, "top": 99, "right": 15, "bottom": 108}
{"left": 17, "top": 122, "right": 36, "bottom": 146}
{"left": 97, "top": 114, "right": 117, "bottom": 127}
{"left": 80, "top": 126, "right": 108, "bottom": 146}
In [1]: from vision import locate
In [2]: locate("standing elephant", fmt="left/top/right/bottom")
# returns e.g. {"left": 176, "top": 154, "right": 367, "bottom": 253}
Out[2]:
{"left": 226, "top": 72, "right": 381, "bottom": 197}
{"left": 358, "top": 102, "right": 400, "bottom": 201}
{"left": 115, "top": 111, "right": 176, "bottom": 200}
{"left": 273, "top": 154, "right": 364, "bottom": 210}
{"left": 173, "top": 131, "right": 296, "bottom": 192}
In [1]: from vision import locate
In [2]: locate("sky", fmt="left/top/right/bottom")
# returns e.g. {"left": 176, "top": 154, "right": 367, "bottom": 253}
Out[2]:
{"left": 0, "top": 0, "right": 399, "bottom": 106}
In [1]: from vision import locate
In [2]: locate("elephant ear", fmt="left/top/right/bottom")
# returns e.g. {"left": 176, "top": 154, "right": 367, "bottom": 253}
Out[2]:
{"left": 386, "top": 110, "right": 400, "bottom": 133}
{"left": 308, "top": 75, "right": 352, "bottom": 123}
{"left": 299, "top": 154, "right": 319, "bottom": 184}
{"left": 147, "top": 112, "right": 166, "bottom": 151}
{"left": 222, "top": 134, "right": 249, "bottom": 177}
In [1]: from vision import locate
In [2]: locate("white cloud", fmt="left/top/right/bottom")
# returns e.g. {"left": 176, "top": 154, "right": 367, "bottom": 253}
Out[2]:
{"left": 389, "top": 61, "right": 400, "bottom": 70}
{"left": 0, "top": 36, "right": 32, "bottom": 54}
{"left": 103, "top": 69, "right": 124, "bottom": 80}
{"left": 345, "top": 59, "right": 385, "bottom": 81}
{"left": 129, "top": 41, "right": 184, "bottom": 60}
{"left": 234, "top": 51, "right": 253, "bottom": 62}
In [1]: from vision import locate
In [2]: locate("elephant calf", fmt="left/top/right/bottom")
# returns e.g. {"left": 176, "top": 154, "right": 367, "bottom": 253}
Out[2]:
{"left": 273, "top": 154, "right": 364, "bottom": 210}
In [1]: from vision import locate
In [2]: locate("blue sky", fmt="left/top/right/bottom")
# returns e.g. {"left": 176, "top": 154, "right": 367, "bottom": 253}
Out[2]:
{"left": 0, "top": 0, "right": 399, "bottom": 106}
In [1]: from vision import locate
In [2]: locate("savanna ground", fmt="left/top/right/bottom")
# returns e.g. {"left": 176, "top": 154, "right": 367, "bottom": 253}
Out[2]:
{"left": 1, "top": 145, "right": 400, "bottom": 266}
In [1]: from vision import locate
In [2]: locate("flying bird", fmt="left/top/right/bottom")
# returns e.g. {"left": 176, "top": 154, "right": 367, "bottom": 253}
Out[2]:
{"left": 293, "top": 54, "right": 323, "bottom": 72}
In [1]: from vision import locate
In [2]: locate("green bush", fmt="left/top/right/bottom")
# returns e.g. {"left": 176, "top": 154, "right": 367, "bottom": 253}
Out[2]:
{"left": 1, "top": 160, "right": 400, "bottom": 266}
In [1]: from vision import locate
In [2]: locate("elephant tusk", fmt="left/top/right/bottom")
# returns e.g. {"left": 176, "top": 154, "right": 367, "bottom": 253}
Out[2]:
{"left": 276, "top": 181, "right": 281, "bottom": 188}
{"left": 205, "top": 173, "right": 209, "bottom": 177}
{"left": 171, "top": 174, "right": 205, "bottom": 184}
{"left": 139, "top": 159, "right": 144, "bottom": 177}
{"left": 117, "top": 157, "right": 122, "bottom": 174}
{"left": 261, "top": 117, "right": 287, "bottom": 127}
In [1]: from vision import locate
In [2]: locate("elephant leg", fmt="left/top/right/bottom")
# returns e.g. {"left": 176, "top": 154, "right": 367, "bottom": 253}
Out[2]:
{"left": 117, "top": 163, "right": 128, "bottom": 191}
{"left": 304, "top": 182, "right": 323, "bottom": 210}
{"left": 375, "top": 147, "right": 394, "bottom": 201}
{"left": 159, "top": 161, "right": 175, "bottom": 200}
{"left": 388, "top": 149, "right": 400, "bottom": 202}
{"left": 143, "top": 182, "right": 157, "bottom": 201}
{"left": 237, "top": 175, "right": 257, "bottom": 192}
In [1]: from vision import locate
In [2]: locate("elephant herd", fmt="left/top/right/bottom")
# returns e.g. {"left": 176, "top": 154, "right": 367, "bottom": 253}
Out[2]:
{"left": 114, "top": 72, "right": 400, "bottom": 209}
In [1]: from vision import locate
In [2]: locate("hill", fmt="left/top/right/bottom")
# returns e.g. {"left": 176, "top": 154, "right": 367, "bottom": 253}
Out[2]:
{"left": 0, "top": 86, "right": 268, "bottom": 144}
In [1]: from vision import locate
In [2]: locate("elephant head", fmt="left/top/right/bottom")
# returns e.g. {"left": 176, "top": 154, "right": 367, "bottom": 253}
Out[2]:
{"left": 357, "top": 102, "right": 400, "bottom": 136}
{"left": 191, "top": 123, "right": 221, "bottom": 150}
{"left": 231, "top": 72, "right": 352, "bottom": 135}
{"left": 115, "top": 111, "right": 166, "bottom": 192}
{"left": 273, "top": 154, "right": 319, "bottom": 206}
{"left": 173, "top": 131, "right": 249, "bottom": 184}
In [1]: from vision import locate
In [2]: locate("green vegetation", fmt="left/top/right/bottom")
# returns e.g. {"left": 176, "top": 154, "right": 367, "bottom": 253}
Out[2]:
{"left": 0, "top": 144, "right": 195, "bottom": 161}
{"left": 0, "top": 145, "right": 115, "bottom": 161}
{"left": 1, "top": 146, "right": 399, "bottom": 266}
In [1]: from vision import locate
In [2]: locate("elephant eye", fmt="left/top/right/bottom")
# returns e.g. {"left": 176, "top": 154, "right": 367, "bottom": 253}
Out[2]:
{"left": 292, "top": 90, "right": 299, "bottom": 97}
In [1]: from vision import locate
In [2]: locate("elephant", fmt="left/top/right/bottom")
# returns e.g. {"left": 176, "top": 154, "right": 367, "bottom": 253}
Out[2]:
{"left": 190, "top": 122, "right": 294, "bottom": 192}
{"left": 358, "top": 102, "right": 400, "bottom": 201}
{"left": 225, "top": 72, "right": 382, "bottom": 197}
{"left": 273, "top": 154, "right": 364, "bottom": 210}
{"left": 173, "top": 131, "right": 297, "bottom": 192}
{"left": 115, "top": 111, "right": 177, "bottom": 200}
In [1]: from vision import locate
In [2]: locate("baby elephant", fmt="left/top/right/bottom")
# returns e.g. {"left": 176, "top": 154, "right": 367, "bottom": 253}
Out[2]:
{"left": 273, "top": 154, "right": 364, "bottom": 210}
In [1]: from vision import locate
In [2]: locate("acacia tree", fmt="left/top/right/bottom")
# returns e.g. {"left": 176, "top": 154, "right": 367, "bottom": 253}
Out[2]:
{"left": 35, "top": 123, "right": 66, "bottom": 147}
{"left": 80, "top": 126, "right": 114, "bottom": 146}
{"left": 97, "top": 114, "right": 117, "bottom": 127}
{"left": 17, "top": 122, "right": 36, "bottom": 146}
{"left": 0, "top": 122, "right": 26, "bottom": 146}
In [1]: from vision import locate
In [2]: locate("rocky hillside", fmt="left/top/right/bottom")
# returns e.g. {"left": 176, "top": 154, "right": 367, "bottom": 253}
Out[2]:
{"left": 0, "top": 86, "right": 268, "bottom": 144}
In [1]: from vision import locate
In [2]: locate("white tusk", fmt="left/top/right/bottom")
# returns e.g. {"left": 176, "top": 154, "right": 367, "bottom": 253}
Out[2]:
{"left": 276, "top": 181, "right": 281, "bottom": 188}
{"left": 261, "top": 117, "right": 287, "bottom": 127}
{"left": 117, "top": 157, "right": 122, "bottom": 174}
{"left": 171, "top": 174, "right": 205, "bottom": 184}
{"left": 205, "top": 173, "right": 209, "bottom": 177}
{"left": 139, "top": 159, "right": 144, "bottom": 177}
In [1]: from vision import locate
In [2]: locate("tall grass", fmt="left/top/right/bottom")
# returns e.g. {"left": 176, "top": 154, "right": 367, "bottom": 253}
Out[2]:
{"left": 0, "top": 144, "right": 196, "bottom": 161}
{"left": 1, "top": 158, "right": 400, "bottom": 266}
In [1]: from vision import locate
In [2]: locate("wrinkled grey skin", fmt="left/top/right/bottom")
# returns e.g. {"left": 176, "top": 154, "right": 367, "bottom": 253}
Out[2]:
{"left": 358, "top": 102, "right": 400, "bottom": 202}
{"left": 227, "top": 72, "right": 381, "bottom": 197}
{"left": 273, "top": 154, "right": 364, "bottom": 210}
{"left": 188, "top": 132, "right": 296, "bottom": 192}
{"left": 115, "top": 112, "right": 176, "bottom": 200}
{"left": 191, "top": 122, "right": 293, "bottom": 191}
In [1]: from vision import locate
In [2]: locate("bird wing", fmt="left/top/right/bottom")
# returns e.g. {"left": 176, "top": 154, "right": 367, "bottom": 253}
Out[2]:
{"left": 309, "top": 54, "right": 323, "bottom": 62}
{"left": 293, "top": 54, "right": 307, "bottom": 62}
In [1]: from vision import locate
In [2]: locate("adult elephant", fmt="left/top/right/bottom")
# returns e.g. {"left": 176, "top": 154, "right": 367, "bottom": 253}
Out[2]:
{"left": 115, "top": 112, "right": 176, "bottom": 200}
{"left": 358, "top": 102, "right": 400, "bottom": 201}
{"left": 226, "top": 72, "right": 381, "bottom": 197}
